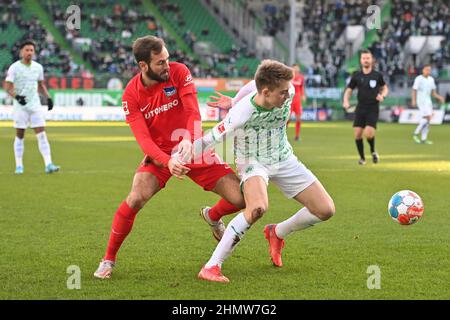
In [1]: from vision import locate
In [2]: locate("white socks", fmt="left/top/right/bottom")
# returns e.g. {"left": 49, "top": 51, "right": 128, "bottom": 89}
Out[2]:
{"left": 205, "top": 212, "right": 250, "bottom": 268}
{"left": 14, "top": 137, "right": 24, "bottom": 168}
{"left": 275, "top": 207, "right": 322, "bottom": 239}
{"left": 414, "top": 118, "right": 428, "bottom": 135}
{"left": 204, "top": 208, "right": 323, "bottom": 268}
{"left": 36, "top": 131, "right": 52, "bottom": 166}
{"left": 421, "top": 123, "right": 429, "bottom": 141}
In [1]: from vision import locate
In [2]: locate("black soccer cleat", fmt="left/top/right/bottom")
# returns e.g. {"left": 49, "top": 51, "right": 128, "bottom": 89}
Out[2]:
{"left": 372, "top": 152, "right": 379, "bottom": 164}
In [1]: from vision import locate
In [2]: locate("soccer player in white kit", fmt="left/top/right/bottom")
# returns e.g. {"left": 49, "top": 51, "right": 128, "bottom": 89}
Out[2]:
{"left": 189, "top": 60, "right": 335, "bottom": 283}
{"left": 4, "top": 40, "right": 60, "bottom": 174}
{"left": 411, "top": 64, "right": 445, "bottom": 144}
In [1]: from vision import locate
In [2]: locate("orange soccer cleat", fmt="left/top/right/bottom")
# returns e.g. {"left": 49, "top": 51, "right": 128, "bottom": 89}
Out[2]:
{"left": 264, "top": 224, "right": 285, "bottom": 267}
{"left": 198, "top": 265, "right": 230, "bottom": 283}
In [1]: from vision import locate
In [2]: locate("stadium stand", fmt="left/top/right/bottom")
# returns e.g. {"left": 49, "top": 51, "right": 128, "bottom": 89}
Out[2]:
{"left": 43, "top": 0, "right": 162, "bottom": 79}
{"left": 240, "top": 0, "right": 383, "bottom": 87}
{"left": 0, "top": 0, "right": 25, "bottom": 73}
{"left": 39, "top": 0, "right": 258, "bottom": 79}
{"left": 155, "top": 0, "right": 259, "bottom": 78}
{"left": 0, "top": 0, "right": 76, "bottom": 77}
{"left": 246, "top": 0, "right": 449, "bottom": 88}
{"left": 1, "top": 0, "right": 449, "bottom": 88}
{"left": 369, "top": 0, "right": 450, "bottom": 87}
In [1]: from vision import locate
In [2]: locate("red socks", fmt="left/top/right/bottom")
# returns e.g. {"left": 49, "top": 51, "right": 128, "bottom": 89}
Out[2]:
{"left": 208, "top": 198, "right": 240, "bottom": 222}
{"left": 103, "top": 198, "right": 239, "bottom": 261}
{"left": 104, "top": 201, "right": 139, "bottom": 262}
{"left": 295, "top": 120, "right": 301, "bottom": 138}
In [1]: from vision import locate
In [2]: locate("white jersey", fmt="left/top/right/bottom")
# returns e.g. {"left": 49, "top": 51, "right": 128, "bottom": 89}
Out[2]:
{"left": 5, "top": 60, "right": 44, "bottom": 111}
{"left": 412, "top": 75, "right": 436, "bottom": 108}
{"left": 196, "top": 81, "right": 295, "bottom": 165}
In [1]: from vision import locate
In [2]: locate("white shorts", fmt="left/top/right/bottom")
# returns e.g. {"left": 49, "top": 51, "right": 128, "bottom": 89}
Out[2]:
{"left": 418, "top": 105, "right": 433, "bottom": 117}
{"left": 13, "top": 108, "right": 46, "bottom": 129}
{"left": 237, "top": 154, "right": 318, "bottom": 198}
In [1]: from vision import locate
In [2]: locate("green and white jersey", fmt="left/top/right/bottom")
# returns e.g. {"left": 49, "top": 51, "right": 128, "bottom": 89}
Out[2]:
{"left": 198, "top": 82, "right": 295, "bottom": 165}
{"left": 5, "top": 60, "right": 44, "bottom": 111}
{"left": 412, "top": 75, "right": 436, "bottom": 108}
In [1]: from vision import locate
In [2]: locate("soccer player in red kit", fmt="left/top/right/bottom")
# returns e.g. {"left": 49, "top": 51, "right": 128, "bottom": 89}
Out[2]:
{"left": 94, "top": 36, "right": 245, "bottom": 279}
{"left": 289, "top": 64, "right": 306, "bottom": 141}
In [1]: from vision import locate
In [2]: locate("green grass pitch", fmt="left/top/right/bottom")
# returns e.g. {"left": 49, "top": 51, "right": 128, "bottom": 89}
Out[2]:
{"left": 0, "top": 121, "right": 449, "bottom": 299}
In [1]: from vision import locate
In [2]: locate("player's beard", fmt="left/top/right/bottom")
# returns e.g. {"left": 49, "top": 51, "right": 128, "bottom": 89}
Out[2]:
{"left": 146, "top": 65, "right": 169, "bottom": 82}
{"left": 23, "top": 54, "right": 33, "bottom": 63}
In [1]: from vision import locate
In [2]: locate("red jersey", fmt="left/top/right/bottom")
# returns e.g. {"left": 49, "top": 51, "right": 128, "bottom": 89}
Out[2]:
{"left": 122, "top": 62, "right": 201, "bottom": 166}
{"left": 291, "top": 73, "right": 305, "bottom": 107}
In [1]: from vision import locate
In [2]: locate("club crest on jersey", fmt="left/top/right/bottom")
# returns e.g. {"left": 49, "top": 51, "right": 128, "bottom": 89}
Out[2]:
{"left": 369, "top": 80, "right": 377, "bottom": 88}
{"left": 163, "top": 86, "right": 177, "bottom": 97}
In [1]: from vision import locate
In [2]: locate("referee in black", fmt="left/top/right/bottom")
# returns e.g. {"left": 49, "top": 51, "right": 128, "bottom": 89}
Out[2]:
{"left": 343, "top": 50, "right": 389, "bottom": 165}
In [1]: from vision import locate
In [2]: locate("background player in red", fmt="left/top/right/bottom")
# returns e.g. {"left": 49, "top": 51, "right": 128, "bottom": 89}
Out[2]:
{"left": 289, "top": 63, "right": 306, "bottom": 141}
{"left": 94, "top": 36, "right": 244, "bottom": 279}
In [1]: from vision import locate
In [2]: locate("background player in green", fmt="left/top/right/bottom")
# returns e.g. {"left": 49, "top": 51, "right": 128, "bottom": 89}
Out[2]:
{"left": 343, "top": 50, "right": 389, "bottom": 165}
{"left": 4, "top": 40, "right": 59, "bottom": 174}
{"left": 184, "top": 60, "right": 335, "bottom": 283}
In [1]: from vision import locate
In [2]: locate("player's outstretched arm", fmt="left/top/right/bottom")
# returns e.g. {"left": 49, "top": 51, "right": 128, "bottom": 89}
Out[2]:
{"left": 232, "top": 80, "right": 257, "bottom": 105}
{"left": 207, "top": 92, "right": 233, "bottom": 110}
{"left": 192, "top": 100, "right": 254, "bottom": 160}
{"left": 207, "top": 80, "right": 257, "bottom": 110}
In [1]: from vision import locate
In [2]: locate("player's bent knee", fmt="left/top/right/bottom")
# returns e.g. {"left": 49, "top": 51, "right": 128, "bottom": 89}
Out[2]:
{"left": 126, "top": 191, "right": 153, "bottom": 210}
{"left": 364, "top": 131, "right": 375, "bottom": 139}
{"left": 250, "top": 204, "right": 268, "bottom": 221}
{"left": 312, "top": 199, "right": 335, "bottom": 221}
{"left": 322, "top": 200, "right": 336, "bottom": 221}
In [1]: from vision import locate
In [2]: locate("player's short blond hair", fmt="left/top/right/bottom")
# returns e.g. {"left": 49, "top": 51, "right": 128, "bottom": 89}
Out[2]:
{"left": 254, "top": 60, "right": 293, "bottom": 92}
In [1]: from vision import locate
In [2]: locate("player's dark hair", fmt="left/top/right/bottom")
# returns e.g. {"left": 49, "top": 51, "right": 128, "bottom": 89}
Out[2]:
{"left": 132, "top": 36, "right": 166, "bottom": 64}
{"left": 19, "top": 40, "right": 36, "bottom": 50}
{"left": 255, "top": 60, "right": 293, "bottom": 92}
{"left": 360, "top": 49, "right": 372, "bottom": 57}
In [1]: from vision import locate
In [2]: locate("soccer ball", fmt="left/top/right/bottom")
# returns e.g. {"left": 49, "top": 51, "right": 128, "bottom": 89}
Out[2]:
{"left": 388, "top": 190, "right": 424, "bottom": 225}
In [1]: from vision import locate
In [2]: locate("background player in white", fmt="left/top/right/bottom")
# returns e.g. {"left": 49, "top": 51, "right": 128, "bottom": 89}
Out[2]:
{"left": 190, "top": 60, "right": 335, "bottom": 283}
{"left": 411, "top": 64, "right": 445, "bottom": 144}
{"left": 4, "top": 40, "right": 59, "bottom": 174}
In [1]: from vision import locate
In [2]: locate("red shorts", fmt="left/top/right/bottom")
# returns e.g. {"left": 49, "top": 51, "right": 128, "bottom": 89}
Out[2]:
{"left": 290, "top": 102, "right": 302, "bottom": 115}
{"left": 137, "top": 154, "right": 235, "bottom": 190}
